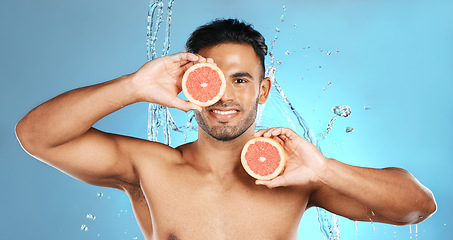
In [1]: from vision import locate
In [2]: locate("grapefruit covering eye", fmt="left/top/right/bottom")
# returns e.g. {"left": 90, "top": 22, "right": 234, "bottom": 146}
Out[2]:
{"left": 182, "top": 63, "right": 226, "bottom": 107}
{"left": 241, "top": 137, "right": 286, "bottom": 180}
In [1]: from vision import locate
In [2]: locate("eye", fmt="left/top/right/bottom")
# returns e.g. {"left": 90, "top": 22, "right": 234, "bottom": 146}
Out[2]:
{"left": 235, "top": 78, "right": 248, "bottom": 84}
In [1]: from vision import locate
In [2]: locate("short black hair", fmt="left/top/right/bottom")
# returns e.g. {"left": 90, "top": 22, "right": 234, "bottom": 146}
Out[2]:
{"left": 185, "top": 18, "right": 267, "bottom": 79}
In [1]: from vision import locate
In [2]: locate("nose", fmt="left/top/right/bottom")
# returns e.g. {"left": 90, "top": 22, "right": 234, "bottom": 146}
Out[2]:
{"left": 220, "top": 81, "right": 234, "bottom": 102}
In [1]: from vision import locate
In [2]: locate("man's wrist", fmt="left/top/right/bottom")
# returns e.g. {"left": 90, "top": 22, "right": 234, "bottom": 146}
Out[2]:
{"left": 313, "top": 157, "right": 334, "bottom": 185}
{"left": 123, "top": 72, "right": 146, "bottom": 103}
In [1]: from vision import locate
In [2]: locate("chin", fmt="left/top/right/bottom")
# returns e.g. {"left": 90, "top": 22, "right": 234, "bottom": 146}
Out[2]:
{"left": 208, "top": 127, "right": 241, "bottom": 141}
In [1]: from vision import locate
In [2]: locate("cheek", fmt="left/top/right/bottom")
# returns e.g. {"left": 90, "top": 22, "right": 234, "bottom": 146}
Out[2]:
{"left": 239, "top": 85, "right": 260, "bottom": 106}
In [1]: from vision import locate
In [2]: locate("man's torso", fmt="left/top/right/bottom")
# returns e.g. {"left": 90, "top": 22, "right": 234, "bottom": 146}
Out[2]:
{"left": 124, "top": 142, "right": 311, "bottom": 240}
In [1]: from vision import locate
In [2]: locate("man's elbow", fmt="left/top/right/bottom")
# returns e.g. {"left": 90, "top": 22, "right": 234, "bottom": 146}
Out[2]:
{"left": 399, "top": 189, "right": 437, "bottom": 225}
{"left": 15, "top": 118, "right": 39, "bottom": 156}
{"left": 414, "top": 190, "right": 437, "bottom": 223}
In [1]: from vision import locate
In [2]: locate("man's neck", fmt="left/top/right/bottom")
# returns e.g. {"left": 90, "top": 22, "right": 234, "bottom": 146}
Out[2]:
{"left": 191, "top": 126, "right": 255, "bottom": 179}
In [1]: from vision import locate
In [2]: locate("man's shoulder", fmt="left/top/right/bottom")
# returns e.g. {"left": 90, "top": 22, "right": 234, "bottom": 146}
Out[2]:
{"left": 117, "top": 135, "right": 185, "bottom": 165}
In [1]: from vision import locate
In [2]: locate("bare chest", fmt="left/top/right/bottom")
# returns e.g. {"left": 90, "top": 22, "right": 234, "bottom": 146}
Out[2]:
{"left": 139, "top": 166, "right": 309, "bottom": 240}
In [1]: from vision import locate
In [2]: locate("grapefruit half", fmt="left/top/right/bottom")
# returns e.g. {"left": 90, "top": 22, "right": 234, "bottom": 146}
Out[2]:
{"left": 182, "top": 63, "right": 226, "bottom": 107}
{"left": 241, "top": 137, "right": 286, "bottom": 180}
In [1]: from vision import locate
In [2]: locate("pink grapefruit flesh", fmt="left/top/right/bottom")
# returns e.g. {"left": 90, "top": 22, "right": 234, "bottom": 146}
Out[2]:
{"left": 182, "top": 63, "right": 226, "bottom": 107}
{"left": 241, "top": 137, "right": 286, "bottom": 180}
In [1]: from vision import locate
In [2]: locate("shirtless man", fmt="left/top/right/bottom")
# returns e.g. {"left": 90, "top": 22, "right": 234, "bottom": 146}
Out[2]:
{"left": 16, "top": 19, "right": 436, "bottom": 239}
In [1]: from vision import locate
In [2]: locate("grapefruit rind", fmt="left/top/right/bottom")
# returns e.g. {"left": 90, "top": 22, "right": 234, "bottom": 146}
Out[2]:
{"left": 181, "top": 62, "right": 226, "bottom": 107}
{"left": 241, "top": 137, "right": 286, "bottom": 180}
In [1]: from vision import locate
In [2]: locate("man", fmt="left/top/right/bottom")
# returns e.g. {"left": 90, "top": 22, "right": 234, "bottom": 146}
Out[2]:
{"left": 16, "top": 19, "right": 436, "bottom": 239}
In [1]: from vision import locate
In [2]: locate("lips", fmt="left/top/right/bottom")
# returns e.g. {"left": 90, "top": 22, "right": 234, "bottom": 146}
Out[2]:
{"left": 212, "top": 109, "right": 238, "bottom": 115}
{"left": 208, "top": 108, "right": 240, "bottom": 120}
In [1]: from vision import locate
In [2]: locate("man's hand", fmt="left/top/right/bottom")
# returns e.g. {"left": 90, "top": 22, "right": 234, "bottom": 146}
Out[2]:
{"left": 253, "top": 127, "right": 328, "bottom": 188}
{"left": 131, "top": 52, "right": 214, "bottom": 112}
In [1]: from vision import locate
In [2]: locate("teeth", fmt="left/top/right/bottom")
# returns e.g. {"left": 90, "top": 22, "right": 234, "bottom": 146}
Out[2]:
{"left": 212, "top": 110, "right": 238, "bottom": 115}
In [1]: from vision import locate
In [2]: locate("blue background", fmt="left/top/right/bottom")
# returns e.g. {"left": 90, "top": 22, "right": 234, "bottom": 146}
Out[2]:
{"left": 1, "top": 0, "right": 451, "bottom": 239}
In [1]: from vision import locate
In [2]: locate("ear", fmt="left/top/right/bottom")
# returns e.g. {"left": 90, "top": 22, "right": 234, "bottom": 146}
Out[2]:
{"left": 258, "top": 77, "right": 271, "bottom": 104}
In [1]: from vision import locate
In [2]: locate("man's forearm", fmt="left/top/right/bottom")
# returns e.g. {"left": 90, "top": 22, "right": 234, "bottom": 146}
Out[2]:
{"left": 319, "top": 159, "right": 436, "bottom": 224}
{"left": 16, "top": 74, "right": 139, "bottom": 152}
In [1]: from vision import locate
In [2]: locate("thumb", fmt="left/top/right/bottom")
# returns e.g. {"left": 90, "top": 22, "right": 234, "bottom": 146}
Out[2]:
{"left": 255, "top": 175, "right": 286, "bottom": 189}
{"left": 168, "top": 98, "right": 202, "bottom": 112}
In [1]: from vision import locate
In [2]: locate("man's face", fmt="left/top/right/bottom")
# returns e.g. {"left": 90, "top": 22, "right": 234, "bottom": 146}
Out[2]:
{"left": 194, "top": 43, "right": 269, "bottom": 141}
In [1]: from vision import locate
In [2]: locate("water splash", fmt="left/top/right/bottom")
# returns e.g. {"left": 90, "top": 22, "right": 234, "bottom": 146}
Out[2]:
{"left": 86, "top": 214, "right": 96, "bottom": 221}
{"left": 318, "top": 105, "right": 352, "bottom": 140}
{"left": 257, "top": 32, "right": 340, "bottom": 240}
{"left": 317, "top": 207, "right": 341, "bottom": 240}
{"left": 80, "top": 224, "right": 88, "bottom": 231}
{"left": 146, "top": 0, "right": 176, "bottom": 145}
{"left": 345, "top": 127, "right": 354, "bottom": 133}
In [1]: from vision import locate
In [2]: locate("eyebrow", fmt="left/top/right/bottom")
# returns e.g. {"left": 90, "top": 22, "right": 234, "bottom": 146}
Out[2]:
{"left": 230, "top": 72, "right": 254, "bottom": 81}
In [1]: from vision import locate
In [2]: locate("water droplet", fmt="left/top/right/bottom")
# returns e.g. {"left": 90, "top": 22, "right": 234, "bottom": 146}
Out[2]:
{"left": 81, "top": 224, "right": 88, "bottom": 231}
{"left": 275, "top": 27, "right": 280, "bottom": 32}
{"left": 97, "top": 192, "right": 103, "bottom": 198}
{"left": 327, "top": 81, "right": 332, "bottom": 85}
{"left": 280, "top": 15, "right": 285, "bottom": 22}
{"left": 332, "top": 105, "right": 352, "bottom": 118}
{"left": 326, "top": 51, "right": 331, "bottom": 55}
{"left": 86, "top": 214, "right": 96, "bottom": 221}
{"left": 282, "top": 5, "right": 286, "bottom": 11}
{"left": 364, "top": 106, "right": 371, "bottom": 110}
{"left": 319, "top": 66, "right": 322, "bottom": 68}
{"left": 319, "top": 48, "right": 323, "bottom": 52}
{"left": 294, "top": 24, "right": 298, "bottom": 28}
{"left": 336, "top": 48, "right": 340, "bottom": 53}
{"left": 276, "top": 60, "right": 282, "bottom": 65}
{"left": 285, "top": 51, "right": 290, "bottom": 55}
{"left": 345, "top": 127, "right": 354, "bottom": 133}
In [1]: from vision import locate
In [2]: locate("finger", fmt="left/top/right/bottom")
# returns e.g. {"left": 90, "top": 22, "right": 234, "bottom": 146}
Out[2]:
{"left": 263, "top": 127, "right": 284, "bottom": 138}
{"left": 180, "top": 61, "right": 198, "bottom": 73}
{"left": 271, "top": 135, "right": 285, "bottom": 146}
{"left": 206, "top": 58, "right": 215, "bottom": 64}
{"left": 186, "top": 53, "right": 210, "bottom": 64}
{"left": 169, "top": 52, "right": 197, "bottom": 65}
{"left": 167, "top": 97, "right": 202, "bottom": 112}
{"left": 255, "top": 175, "right": 286, "bottom": 189}
{"left": 254, "top": 128, "right": 269, "bottom": 137}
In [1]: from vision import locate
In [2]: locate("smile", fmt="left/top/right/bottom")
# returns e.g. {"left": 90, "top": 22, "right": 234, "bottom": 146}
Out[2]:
{"left": 208, "top": 109, "right": 240, "bottom": 120}
{"left": 212, "top": 109, "right": 238, "bottom": 115}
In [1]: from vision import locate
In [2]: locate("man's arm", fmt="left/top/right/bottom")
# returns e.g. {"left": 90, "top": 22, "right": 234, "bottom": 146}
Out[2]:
{"left": 15, "top": 52, "right": 209, "bottom": 189}
{"left": 253, "top": 127, "right": 437, "bottom": 225}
